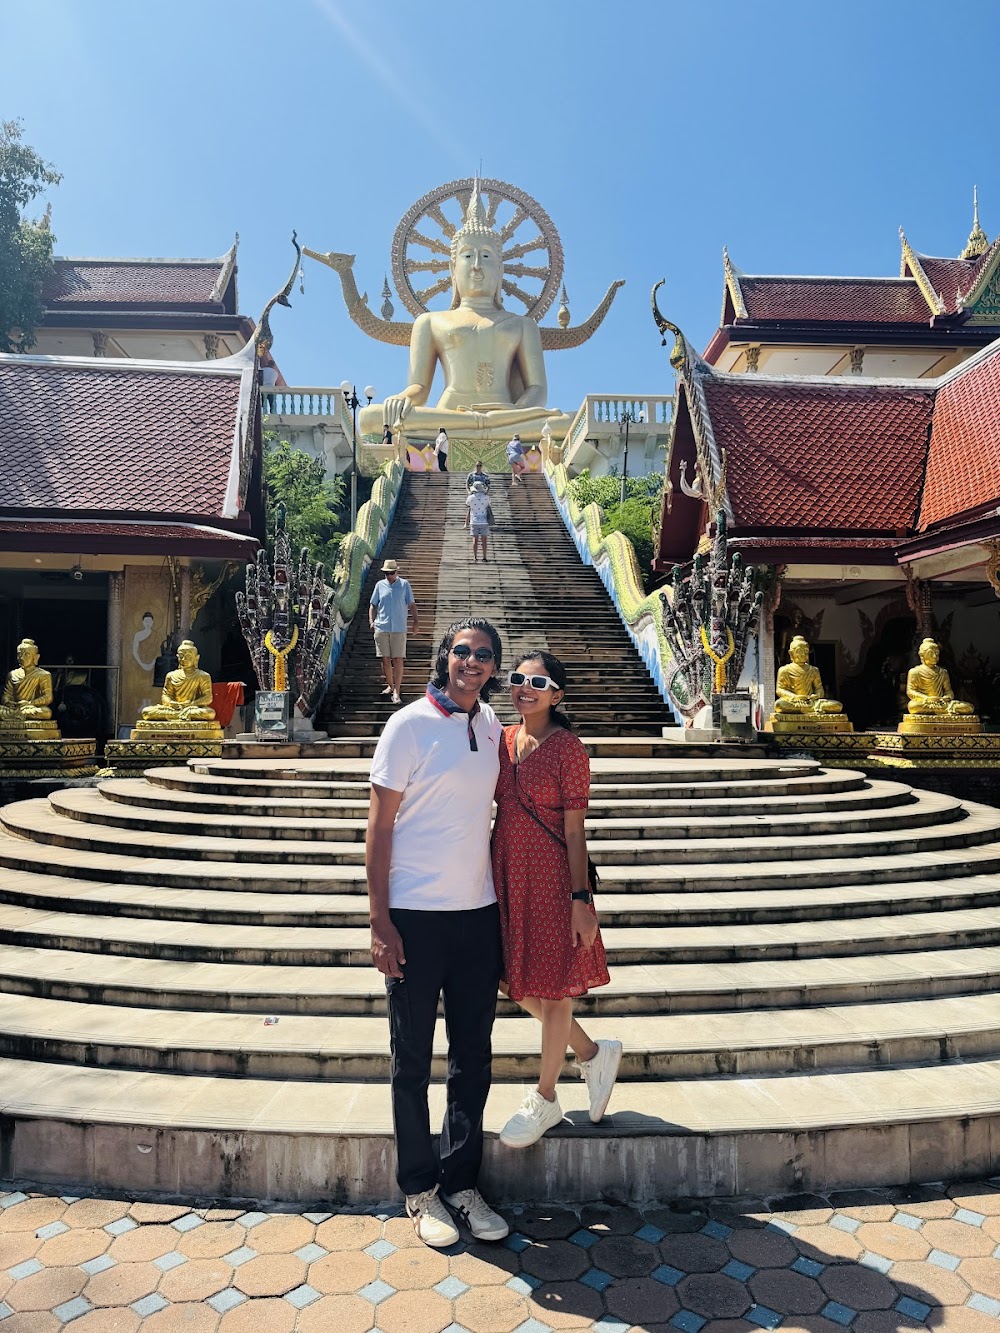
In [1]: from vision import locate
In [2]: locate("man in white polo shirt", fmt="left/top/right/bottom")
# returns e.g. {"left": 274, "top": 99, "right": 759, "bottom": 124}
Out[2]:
{"left": 366, "top": 617, "right": 509, "bottom": 1250}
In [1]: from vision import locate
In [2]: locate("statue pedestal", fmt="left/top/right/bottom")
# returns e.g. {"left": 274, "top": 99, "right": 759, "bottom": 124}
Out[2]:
{"left": 0, "top": 735, "right": 97, "bottom": 778}
{"left": 898, "top": 716, "right": 982, "bottom": 736}
{"left": 107, "top": 722, "right": 225, "bottom": 773}
{"left": 870, "top": 731, "right": 1000, "bottom": 769}
{"left": 768, "top": 715, "right": 854, "bottom": 735}
{"left": 128, "top": 721, "right": 225, "bottom": 742}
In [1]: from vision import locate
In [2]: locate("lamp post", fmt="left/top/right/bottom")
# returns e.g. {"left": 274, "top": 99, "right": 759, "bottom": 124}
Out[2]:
{"left": 619, "top": 407, "right": 646, "bottom": 507}
{"left": 340, "top": 381, "right": 375, "bottom": 531}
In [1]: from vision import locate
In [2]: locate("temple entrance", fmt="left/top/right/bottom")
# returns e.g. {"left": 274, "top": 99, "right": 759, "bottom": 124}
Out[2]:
{"left": 841, "top": 614, "right": 917, "bottom": 730}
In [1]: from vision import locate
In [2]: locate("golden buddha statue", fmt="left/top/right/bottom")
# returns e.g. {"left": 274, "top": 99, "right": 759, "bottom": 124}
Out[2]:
{"left": 132, "top": 640, "right": 223, "bottom": 740}
{"left": 357, "top": 183, "right": 572, "bottom": 444}
{"left": 0, "top": 639, "right": 59, "bottom": 737}
{"left": 899, "top": 638, "right": 980, "bottom": 734}
{"left": 769, "top": 635, "right": 853, "bottom": 733}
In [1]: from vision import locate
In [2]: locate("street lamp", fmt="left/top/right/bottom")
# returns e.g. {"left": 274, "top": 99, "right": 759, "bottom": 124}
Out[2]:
{"left": 619, "top": 407, "right": 647, "bottom": 506}
{"left": 340, "top": 381, "right": 375, "bottom": 530}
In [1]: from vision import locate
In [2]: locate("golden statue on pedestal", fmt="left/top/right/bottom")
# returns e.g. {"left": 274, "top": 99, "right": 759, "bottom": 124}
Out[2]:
{"left": 132, "top": 640, "right": 223, "bottom": 740}
{"left": 899, "top": 638, "right": 980, "bottom": 734}
{"left": 769, "top": 636, "right": 853, "bottom": 734}
{"left": 0, "top": 639, "right": 59, "bottom": 737}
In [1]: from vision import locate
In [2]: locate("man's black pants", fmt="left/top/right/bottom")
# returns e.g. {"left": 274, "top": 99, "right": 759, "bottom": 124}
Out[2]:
{"left": 386, "top": 904, "right": 502, "bottom": 1197}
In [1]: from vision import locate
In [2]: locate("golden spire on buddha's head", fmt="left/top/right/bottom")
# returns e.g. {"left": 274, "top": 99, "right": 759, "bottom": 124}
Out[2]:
{"left": 449, "top": 178, "right": 504, "bottom": 309}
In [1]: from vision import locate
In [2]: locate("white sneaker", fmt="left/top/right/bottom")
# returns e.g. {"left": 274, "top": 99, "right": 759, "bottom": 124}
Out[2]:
{"left": 499, "top": 1089, "right": 564, "bottom": 1148}
{"left": 443, "top": 1188, "right": 510, "bottom": 1241}
{"left": 405, "top": 1185, "right": 460, "bottom": 1248}
{"left": 577, "top": 1038, "right": 623, "bottom": 1123}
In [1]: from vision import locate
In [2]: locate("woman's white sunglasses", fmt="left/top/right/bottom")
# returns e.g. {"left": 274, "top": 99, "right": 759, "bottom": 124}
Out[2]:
{"left": 508, "top": 670, "right": 560, "bottom": 691}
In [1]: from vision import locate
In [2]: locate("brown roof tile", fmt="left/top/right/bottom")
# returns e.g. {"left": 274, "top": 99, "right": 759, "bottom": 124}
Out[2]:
{"left": 911, "top": 254, "right": 985, "bottom": 315}
{"left": 44, "top": 259, "right": 228, "bottom": 309}
{"left": 0, "top": 356, "right": 248, "bottom": 518}
{"left": 920, "top": 342, "right": 1000, "bottom": 529}
{"left": 700, "top": 376, "right": 933, "bottom": 530}
{"left": 739, "top": 277, "right": 932, "bottom": 325}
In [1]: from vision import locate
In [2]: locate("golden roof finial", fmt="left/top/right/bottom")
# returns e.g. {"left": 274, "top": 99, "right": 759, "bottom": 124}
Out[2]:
{"left": 960, "top": 186, "right": 989, "bottom": 260}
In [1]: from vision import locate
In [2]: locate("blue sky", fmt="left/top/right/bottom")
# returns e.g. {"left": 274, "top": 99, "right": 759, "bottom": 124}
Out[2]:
{"left": 4, "top": 0, "right": 1000, "bottom": 411}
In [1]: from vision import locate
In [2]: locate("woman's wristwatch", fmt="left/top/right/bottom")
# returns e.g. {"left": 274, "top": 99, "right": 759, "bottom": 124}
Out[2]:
{"left": 570, "top": 890, "right": 594, "bottom": 904}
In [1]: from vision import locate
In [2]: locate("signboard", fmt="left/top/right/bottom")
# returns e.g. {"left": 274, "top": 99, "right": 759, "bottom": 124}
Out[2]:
{"left": 722, "top": 698, "right": 751, "bottom": 723}
{"left": 713, "top": 692, "right": 755, "bottom": 740}
{"left": 255, "top": 690, "right": 290, "bottom": 738}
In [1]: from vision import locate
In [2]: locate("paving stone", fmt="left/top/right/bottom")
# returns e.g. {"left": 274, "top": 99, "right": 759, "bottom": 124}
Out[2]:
{"left": 515, "top": 1210, "right": 579, "bottom": 1242}
{"left": 80, "top": 1255, "right": 117, "bottom": 1277}
{"left": 207, "top": 1286, "right": 247, "bottom": 1314}
{"left": 748, "top": 1267, "right": 826, "bottom": 1316}
{"left": 520, "top": 1241, "right": 589, "bottom": 1283}
{"left": 231, "top": 1253, "right": 306, "bottom": 1297}
{"left": 247, "top": 1215, "right": 313, "bottom": 1254}
{"left": 130, "top": 1292, "right": 169, "bottom": 1317}
{"left": 590, "top": 1235, "right": 659, "bottom": 1278}
{"left": 928, "top": 1249, "right": 961, "bottom": 1271}
{"left": 820, "top": 1300, "right": 856, "bottom": 1327}
{"left": 102, "top": 1219, "right": 137, "bottom": 1238}
{"left": 378, "top": 1289, "right": 453, "bottom": 1333}
{"left": 107, "top": 1226, "right": 178, "bottom": 1263}
{"left": 380, "top": 1247, "right": 451, "bottom": 1291}
{"left": 790, "top": 1256, "right": 824, "bottom": 1278}
{"left": 34, "top": 1221, "right": 68, "bottom": 1242}
{"left": 84, "top": 1260, "right": 161, "bottom": 1307}
{"left": 670, "top": 1313, "right": 705, "bottom": 1333}
{"left": 358, "top": 1279, "right": 397, "bottom": 1305}
{"left": 158, "top": 1256, "right": 232, "bottom": 1302}
{"left": 604, "top": 1276, "right": 679, "bottom": 1325}
{"left": 8, "top": 1264, "right": 86, "bottom": 1312}
{"left": 853, "top": 1222, "right": 928, "bottom": 1262}
{"left": 66, "top": 1308, "right": 143, "bottom": 1332}
{"left": 7, "top": 1260, "right": 43, "bottom": 1281}
{"left": 828, "top": 1215, "right": 860, "bottom": 1234}
{"left": 449, "top": 1247, "right": 520, "bottom": 1286}
{"left": 892, "top": 1258, "right": 970, "bottom": 1305}
{"left": 217, "top": 1295, "right": 297, "bottom": 1331}
{"left": 859, "top": 1250, "right": 893, "bottom": 1274}
{"left": 295, "top": 1293, "right": 377, "bottom": 1333}
{"left": 658, "top": 1233, "right": 729, "bottom": 1274}
{"left": 885, "top": 1186, "right": 955, "bottom": 1218}
{"left": 968, "top": 1293, "right": 1000, "bottom": 1317}
{"left": 826, "top": 1190, "right": 896, "bottom": 1221}
{"left": 127, "top": 1204, "right": 190, "bottom": 1224}
{"left": 435, "top": 1276, "right": 471, "bottom": 1299}
{"left": 819, "top": 1262, "right": 897, "bottom": 1310}
{"left": 152, "top": 1250, "right": 186, "bottom": 1272}
{"left": 0, "top": 1200, "right": 67, "bottom": 1234}
{"left": 37, "top": 1227, "right": 110, "bottom": 1268}
{"left": 893, "top": 1212, "right": 924, "bottom": 1230}
{"left": 178, "top": 1220, "right": 247, "bottom": 1260}
{"left": 309, "top": 1249, "right": 377, "bottom": 1295}
{"left": 317, "top": 1215, "right": 383, "bottom": 1252}
{"left": 851, "top": 1316, "right": 926, "bottom": 1333}
{"left": 140, "top": 1302, "right": 219, "bottom": 1332}
{"left": 580, "top": 1205, "right": 644, "bottom": 1236}
{"left": 454, "top": 1284, "right": 530, "bottom": 1333}
{"left": 676, "top": 1273, "right": 751, "bottom": 1320}
{"left": 643, "top": 1209, "right": 707, "bottom": 1235}
{"left": 652, "top": 1264, "right": 684, "bottom": 1287}
{"left": 51, "top": 1296, "right": 93, "bottom": 1323}
{"left": 0, "top": 1234, "right": 41, "bottom": 1270}
{"left": 382, "top": 1216, "right": 426, "bottom": 1249}
{"left": 295, "top": 1242, "right": 328, "bottom": 1263}
{"left": 236, "top": 1214, "right": 269, "bottom": 1231}
{"left": 921, "top": 1217, "right": 996, "bottom": 1257}
{"left": 958, "top": 1255, "right": 1000, "bottom": 1298}
{"left": 577, "top": 1268, "right": 613, "bottom": 1292}
{"left": 364, "top": 1239, "right": 399, "bottom": 1261}
{"left": 285, "top": 1282, "right": 322, "bottom": 1308}
{"left": 935, "top": 1309, "right": 1000, "bottom": 1331}
{"left": 170, "top": 1215, "right": 204, "bottom": 1234}
{"left": 768, "top": 1195, "right": 833, "bottom": 1225}
{"left": 725, "top": 1227, "right": 797, "bottom": 1269}
{"left": 948, "top": 1184, "right": 1000, "bottom": 1215}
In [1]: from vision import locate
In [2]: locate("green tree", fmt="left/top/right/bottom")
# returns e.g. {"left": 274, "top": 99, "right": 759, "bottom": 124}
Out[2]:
{"left": 0, "top": 120, "right": 61, "bottom": 353}
{"left": 263, "top": 435, "right": 346, "bottom": 574}
{"left": 601, "top": 496, "right": 658, "bottom": 592}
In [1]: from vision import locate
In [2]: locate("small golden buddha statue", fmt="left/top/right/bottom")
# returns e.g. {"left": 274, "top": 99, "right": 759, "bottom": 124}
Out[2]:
{"left": 0, "top": 639, "right": 60, "bottom": 737}
{"left": 132, "top": 639, "right": 223, "bottom": 739}
{"left": 769, "top": 635, "right": 853, "bottom": 733}
{"left": 899, "top": 638, "right": 980, "bottom": 734}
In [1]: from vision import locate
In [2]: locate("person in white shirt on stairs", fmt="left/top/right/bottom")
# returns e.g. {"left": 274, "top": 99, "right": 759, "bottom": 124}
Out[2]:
{"left": 465, "top": 480, "right": 493, "bottom": 562}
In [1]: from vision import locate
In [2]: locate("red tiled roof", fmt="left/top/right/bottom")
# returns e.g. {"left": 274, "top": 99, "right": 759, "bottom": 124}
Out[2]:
{"left": 739, "top": 277, "right": 932, "bottom": 325}
{"left": 43, "top": 259, "right": 228, "bottom": 309}
{"left": 910, "top": 254, "right": 985, "bottom": 315}
{"left": 0, "top": 357, "right": 247, "bottom": 518}
{"left": 0, "top": 518, "right": 256, "bottom": 557}
{"left": 920, "top": 342, "right": 1000, "bottom": 529}
{"left": 700, "top": 377, "right": 933, "bottom": 530}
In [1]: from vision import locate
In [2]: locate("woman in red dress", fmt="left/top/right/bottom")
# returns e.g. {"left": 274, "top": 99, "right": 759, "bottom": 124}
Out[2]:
{"left": 491, "top": 650, "right": 622, "bottom": 1148}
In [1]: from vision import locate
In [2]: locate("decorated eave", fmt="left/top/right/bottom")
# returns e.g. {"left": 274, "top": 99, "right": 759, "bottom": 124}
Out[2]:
{"left": 657, "top": 315, "right": 1000, "bottom": 572}
{"left": 0, "top": 342, "right": 262, "bottom": 559}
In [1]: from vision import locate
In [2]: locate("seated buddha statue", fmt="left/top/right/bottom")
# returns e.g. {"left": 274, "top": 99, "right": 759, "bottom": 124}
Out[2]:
{"left": 358, "top": 182, "right": 572, "bottom": 445}
{"left": 900, "top": 638, "right": 980, "bottom": 733}
{"left": 133, "top": 640, "right": 222, "bottom": 738}
{"left": 770, "top": 635, "right": 852, "bottom": 732}
{"left": 0, "top": 639, "right": 59, "bottom": 736}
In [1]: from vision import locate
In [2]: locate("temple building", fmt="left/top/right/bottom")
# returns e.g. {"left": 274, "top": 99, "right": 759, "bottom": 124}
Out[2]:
{"left": 655, "top": 201, "right": 1000, "bottom": 734}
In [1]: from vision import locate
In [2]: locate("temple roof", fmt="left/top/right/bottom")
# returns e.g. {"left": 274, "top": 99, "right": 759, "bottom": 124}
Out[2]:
{"left": 42, "top": 244, "right": 238, "bottom": 314}
{"left": 0, "top": 345, "right": 258, "bottom": 529}
{"left": 920, "top": 340, "right": 1000, "bottom": 530}
{"left": 0, "top": 517, "right": 256, "bottom": 558}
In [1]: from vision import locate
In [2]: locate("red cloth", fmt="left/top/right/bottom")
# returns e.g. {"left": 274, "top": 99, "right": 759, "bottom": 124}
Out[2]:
{"left": 212, "top": 681, "right": 245, "bottom": 728}
{"left": 491, "top": 726, "right": 609, "bottom": 1002}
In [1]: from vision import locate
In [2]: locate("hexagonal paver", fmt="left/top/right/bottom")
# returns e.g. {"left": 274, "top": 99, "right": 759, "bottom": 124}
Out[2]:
{"left": 6, "top": 1263, "right": 86, "bottom": 1312}
{"left": 851, "top": 1315, "right": 928, "bottom": 1333}
{"left": 316, "top": 1215, "right": 382, "bottom": 1252}
{"left": 67, "top": 1309, "right": 143, "bottom": 1332}
{"left": 83, "top": 1260, "right": 161, "bottom": 1308}
{"left": 749, "top": 1267, "right": 826, "bottom": 1316}
{"left": 36, "top": 1226, "right": 111, "bottom": 1268}
{"left": 959, "top": 1256, "right": 1000, "bottom": 1299}
{"left": 141, "top": 1303, "right": 220, "bottom": 1332}
{"left": 527, "top": 1280, "right": 604, "bottom": 1328}
{"left": 309, "top": 1249, "right": 378, "bottom": 1295}
{"left": 107, "top": 1226, "right": 180, "bottom": 1263}
{"left": 821, "top": 1263, "right": 897, "bottom": 1311}
{"left": 676, "top": 1272, "right": 752, "bottom": 1320}
{"left": 295, "top": 1292, "right": 376, "bottom": 1333}
{"left": 520, "top": 1241, "right": 589, "bottom": 1284}
{"left": 604, "top": 1275, "right": 680, "bottom": 1324}
{"left": 378, "top": 1288, "right": 454, "bottom": 1333}
{"left": 768, "top": 1195, "right": 834, "bottom": 1225}
{"left": 217, "top": 1295, "right": 298, "bottom": 1331}
{"left": 159, "top": 1256, "right": 233, "bottom": 1303}
{"left": 455, "top": 1283, "right": 529, "bottom": 1333}
{"left": 177, "top": 1221, "right": 247, "bottom": 1259}
{"left": 658, "top": 1232, "right": 729, "bottom": 1274}
{"left": 450, "top": 1246, "right": 520, "bottom": 1286}
{"left": 827, "top": 1191, "right": 896, "bottom": 1222}
{"left": 579, "top": 1204, "right": 644, "bottom": 1235}
{"left": 127, "top": 1203, "right": 192, "bottom": 1225}
{"left": 948, "top": 1185, "right": 1000, "bottom": 1215}
{"left": 726, "top": 1226, "right": 797, "bottom": 1269}
{"left": 0, "top": 1232, "right": 41, "bottom": 1270}
{"left": 379, "top": 1246, "right": 451, "bottom": 1290}
{"left": 589, "top": 1235, "right": 658, "bottom": 1278}
{"left": 245, "top": 1215, "right": 314, "bottom": 1255}
{"left": 514, "top": 1209, "right": 578, "bottom": 1241}
{"left": 0, "top": 1198, "right": 67, "bottom": 1233}
{"left": 232, "top": 1253, "right": 307, "bottom": 1298}
{"left": 921, "top": 1219, "right": 995, "bottom": 1258}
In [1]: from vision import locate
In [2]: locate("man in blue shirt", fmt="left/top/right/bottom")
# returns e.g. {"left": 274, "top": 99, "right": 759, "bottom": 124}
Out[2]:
{"left": 369, "top": 559, "right": 418, "bottom": 704}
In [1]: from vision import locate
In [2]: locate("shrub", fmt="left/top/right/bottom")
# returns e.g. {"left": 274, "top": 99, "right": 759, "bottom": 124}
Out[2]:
{"left": 601, "top": 497, "right": 658, "bottom": 592}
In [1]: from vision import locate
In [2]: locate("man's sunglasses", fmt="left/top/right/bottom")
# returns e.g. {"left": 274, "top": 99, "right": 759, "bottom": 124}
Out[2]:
{"left": 509, "top": 671, "right": 560, "bottom": 691}
{"left": 451, "top": 644, "right": 495, "bottom": 663}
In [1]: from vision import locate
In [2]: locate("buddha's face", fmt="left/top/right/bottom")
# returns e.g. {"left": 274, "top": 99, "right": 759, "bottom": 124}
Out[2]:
{"left": 16, "top": 642, "right": 38, "bottom": 669}
{"left": 919, "top": 640, "right": 940, "bottom": 667}
{"left": 177, "top": 644, "right": 199, "bottom": 670}
{"left": 452, "top": 240, "right": 502, "bottom": 302}
{"left": 789, "top": 641, "right": 809, "bottom": 666}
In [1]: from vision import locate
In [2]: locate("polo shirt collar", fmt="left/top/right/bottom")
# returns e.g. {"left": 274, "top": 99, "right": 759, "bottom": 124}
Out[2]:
{"left": 425, "top": 682, "right": 481, "bottom": 750}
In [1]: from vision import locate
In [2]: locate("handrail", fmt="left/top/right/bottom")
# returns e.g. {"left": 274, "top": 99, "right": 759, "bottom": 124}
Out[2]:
{"left": 544, "top": 459, "right": 682, "bottom": 724}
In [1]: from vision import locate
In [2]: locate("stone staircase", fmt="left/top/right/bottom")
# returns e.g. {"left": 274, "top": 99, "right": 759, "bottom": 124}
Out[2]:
{"left": 319, "top": 472, "right": 673, "bottom": 735}
{"left": 0, "top": 747, "right": 999, "bottom": 1202}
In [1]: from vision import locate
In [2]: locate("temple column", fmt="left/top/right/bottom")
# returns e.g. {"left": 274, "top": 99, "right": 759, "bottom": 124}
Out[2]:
{"left": 760, "top": 609, "right": 776, "bottom": 722}
{"left": 179, "top": 564, "right": 193, "bottom": 639}
{"left": 107, "top": 572, "right": 124, "bottom": 731}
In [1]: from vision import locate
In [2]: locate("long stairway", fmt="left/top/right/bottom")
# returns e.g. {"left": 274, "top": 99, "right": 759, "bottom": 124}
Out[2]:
{"left": 319, "top": 472, "right": 673, "bottom": 735}
{"left": 0, "top": 747, "right": 999, "bottom": 1202}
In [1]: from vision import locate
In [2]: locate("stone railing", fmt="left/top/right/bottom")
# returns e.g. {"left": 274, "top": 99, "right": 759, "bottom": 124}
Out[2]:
{"left": 560, "top": 395, "right": 674, "bottom": 474}
{"left": 261, "top": 386, "right": 344, "bottom": 417}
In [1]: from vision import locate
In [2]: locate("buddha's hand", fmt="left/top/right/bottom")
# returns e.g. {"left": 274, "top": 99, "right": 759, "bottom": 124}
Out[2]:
{"left": 384, "top": 396, "right": 411, "bottom": 430}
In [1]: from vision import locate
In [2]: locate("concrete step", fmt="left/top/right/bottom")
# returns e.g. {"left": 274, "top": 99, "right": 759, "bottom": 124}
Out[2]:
{"left": 1, "top": 1053, "right": 998, "bottom": 1202}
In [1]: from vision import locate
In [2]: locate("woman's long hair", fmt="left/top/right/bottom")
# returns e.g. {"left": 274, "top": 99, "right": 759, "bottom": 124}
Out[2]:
{"left": 514, "top": 649, "right": 572, "bottom": 730}
{"left": 431, "top": 618, "right": 503, "bottom": 701}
